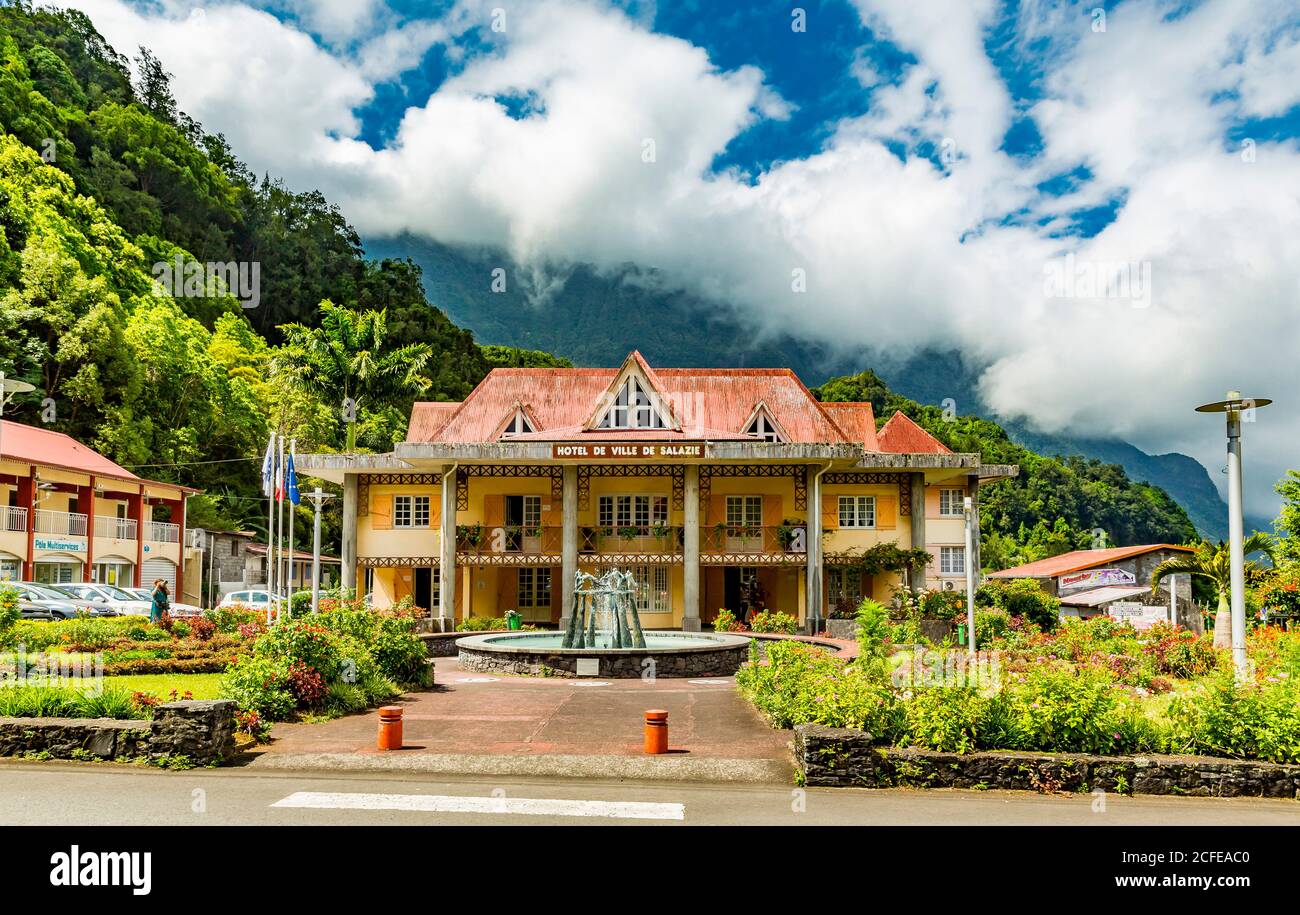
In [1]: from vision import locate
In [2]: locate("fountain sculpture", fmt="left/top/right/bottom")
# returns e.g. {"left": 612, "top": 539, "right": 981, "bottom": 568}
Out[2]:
{"left": 562, "top": 569, "right": 647, "bottom": 649}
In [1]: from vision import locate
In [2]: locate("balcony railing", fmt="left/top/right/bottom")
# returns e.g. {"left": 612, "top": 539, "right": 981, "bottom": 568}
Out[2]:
{"left": 34, "top": 509, "right": 87, "bottom": 537}
{"left": 3, "top": 506, "right": 26, "bottom": 533}
{"left": 148, "top": 521, "right": 180, "bottom": 543}
{"left": 581, "top": 525, "right": 683, "bottom": 554}
{"left": 93, "top": 515, "right": 138, "bottom": 540}
{"left": 701, "top": 525, "right": 807, "bottom": 555}
{"left": 457, "top": 525, "right": 562, "bottom": 556}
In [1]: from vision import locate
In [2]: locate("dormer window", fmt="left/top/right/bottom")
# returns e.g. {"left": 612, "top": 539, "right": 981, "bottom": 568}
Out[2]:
{"left": 596, "top": 376, "right": 668, "bottom": 430}
{"left": 746, "top": 412, "right": 783, "bottom": 442}
{"left": 501, "top": 409, "right": 534, "bottom": 437}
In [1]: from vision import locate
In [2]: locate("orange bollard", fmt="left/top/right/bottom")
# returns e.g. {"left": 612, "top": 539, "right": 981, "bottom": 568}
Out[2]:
{"left": 377, "top": 705, "right": 404, "bottom": 750}
{"left": 644, "top": 709, "right": 669, "bottom": 755}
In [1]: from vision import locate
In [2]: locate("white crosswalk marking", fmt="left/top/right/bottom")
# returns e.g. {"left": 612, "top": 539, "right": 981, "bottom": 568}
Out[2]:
{"left": 271, "top": 791, "right": 685, "bottom": 820}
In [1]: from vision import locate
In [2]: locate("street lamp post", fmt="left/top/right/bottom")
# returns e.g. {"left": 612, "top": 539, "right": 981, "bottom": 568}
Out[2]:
{"left": 304, "top": 487, "right": 335, "bottom": 615}
{"left": 1195, "top": 391, "right": 1272, "bottom": 680}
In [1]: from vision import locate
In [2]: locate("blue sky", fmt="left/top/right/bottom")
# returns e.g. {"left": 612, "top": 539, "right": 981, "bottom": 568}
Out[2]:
{"left": 63, "top": 1, "right": 1300, "bottom": 514}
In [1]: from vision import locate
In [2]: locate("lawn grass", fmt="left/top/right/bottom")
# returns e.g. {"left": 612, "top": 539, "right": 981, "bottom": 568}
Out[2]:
{"left": 101, "top": 673, "right": 224, "bottom": 700}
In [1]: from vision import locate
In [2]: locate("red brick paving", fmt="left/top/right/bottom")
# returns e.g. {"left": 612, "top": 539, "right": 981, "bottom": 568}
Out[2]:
{"left": 265, "top": 657, "right": 793, "bottom": 762}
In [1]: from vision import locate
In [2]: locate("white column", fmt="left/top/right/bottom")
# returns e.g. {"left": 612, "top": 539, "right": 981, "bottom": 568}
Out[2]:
{"left": 682, "top": 465, "right": 701, "bottom": 632}
{"left": 1226, "top": 410, "right": 1248, "bottom": 679}
{"left": 804, "top": 465, "right": 823, "bottom": 634}
{"left": 560, "top": 465, "right": 578, "bottom": 628}
{"left": 439, "top": 465, "right": 458, "bottom": 632}
{"left": 341, "top": 473, "right": 357, "bottom": 591}
{"left": 909, "top": 472, "right": 927, "bottom": 592}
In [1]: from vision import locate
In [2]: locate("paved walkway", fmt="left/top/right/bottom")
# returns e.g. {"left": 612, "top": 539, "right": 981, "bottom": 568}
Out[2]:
{"left": 249, "top": 657, "right": 794, "bottom": 782}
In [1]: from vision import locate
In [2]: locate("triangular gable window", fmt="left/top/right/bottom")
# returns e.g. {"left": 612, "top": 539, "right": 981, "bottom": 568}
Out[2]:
{"left": 746, "top": 411, "right": 784, "bottom": 443}
{"left": 595, "top": 376, "right": 668, "bottom": 430}
{"left": 501, "top": 409, "right": 535, "bottom": 437}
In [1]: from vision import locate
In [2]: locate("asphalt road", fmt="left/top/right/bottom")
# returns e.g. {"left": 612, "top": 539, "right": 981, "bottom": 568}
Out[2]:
{"left": 1, "top": 761, "right": 1298, "bottom": 826}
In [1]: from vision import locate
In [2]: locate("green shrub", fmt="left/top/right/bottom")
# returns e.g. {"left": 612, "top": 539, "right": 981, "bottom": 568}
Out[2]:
{"left": 973, "top": 608, "right": 1010, "bottom": 648}
{"left": 0, "top": 584, "right": 20, "bottom": 637}
{"left": 205, "top": 605, "right": 262, "bottom": 634}
{"left": 1004, "top": 667, "right": 1122, "bottom": 754}
{"left": 370, "top": 617, "right": 429, "bottom": 685}
{"left": 1166, "top": 671, "right": 1300, "bottom": 764}
{"left": 220, "top": 654, "right": 297, "bottom": 720}
{"left": 712, "top": 609, "right": 745, "bottom": 633}
{"left": 737, "top": 640, "right": 903, "bottom": 737}
{"left": 855, "top": 599, "right": 892, "bottom": 661}
{"left": 977, "top": 578, "right": 1061, "bottom": 630}
{"left": 253, "top": 619, "right": 347, "bottom": 680}
{"left": 750, "top": 610, "right": 798, "bottom": 634}
{"left": 904, "top": 686, "right": 986, "bottom": 753}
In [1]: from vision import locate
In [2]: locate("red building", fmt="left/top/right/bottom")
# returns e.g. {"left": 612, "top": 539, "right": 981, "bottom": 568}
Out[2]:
{"left": 0, "top": 419, "right": 196, "bottom": 595}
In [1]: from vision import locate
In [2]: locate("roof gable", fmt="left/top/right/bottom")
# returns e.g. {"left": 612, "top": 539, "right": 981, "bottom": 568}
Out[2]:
{"left": 877, "top": 412, "right": 951, "bottom": 454}
{"left": 820, "top": 402, "right": 879, "bottom": 451}
{"left": 585, "top": 351, "right": 679, "bottom": 431}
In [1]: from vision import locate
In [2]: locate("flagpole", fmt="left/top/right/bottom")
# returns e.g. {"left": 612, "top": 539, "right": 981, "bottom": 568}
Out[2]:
{"left": 287, "top": 439, "right": 296, "bottom": 617}
{"left": 263, "top": 432, "right": 276, "bottom": 625}
{"left": 277, "top": 434, "right": 285, "bottom": 617}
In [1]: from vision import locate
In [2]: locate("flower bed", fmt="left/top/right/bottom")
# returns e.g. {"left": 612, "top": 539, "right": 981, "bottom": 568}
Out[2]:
{"left": 737, "top": 613, "right": 1300, "bottom": 766}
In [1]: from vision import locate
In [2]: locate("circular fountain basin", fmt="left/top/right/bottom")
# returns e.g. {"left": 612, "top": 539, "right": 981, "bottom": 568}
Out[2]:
{"left": 455, "top": 630, "right": 752, "bottom": 678}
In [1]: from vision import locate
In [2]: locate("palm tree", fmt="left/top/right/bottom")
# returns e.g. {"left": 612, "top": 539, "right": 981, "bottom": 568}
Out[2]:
{"left": 1150, "top": 534, "right": 1275, "bottom": 647}
{"left": 277, "top": 301, "right": 433, "bottom": 451}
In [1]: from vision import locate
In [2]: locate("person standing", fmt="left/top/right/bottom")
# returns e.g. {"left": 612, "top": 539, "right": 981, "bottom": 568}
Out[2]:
{"left": 150, "top": 579, "right": 170, "bottom": 623}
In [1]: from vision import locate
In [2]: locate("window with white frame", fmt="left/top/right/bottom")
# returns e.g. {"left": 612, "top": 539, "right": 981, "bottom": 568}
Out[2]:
{"left": 726, "top": 495, "right": 763, "bottom": 530}
{"left": 430, "top": 567, "right": 441, "bottom": 607}
{"left": 595, "top": 376, "right": 668, "bottom": 429}
{"left": 838, "top": 495, "right": 876, "bottom": 528}
{"left": 940, "top": 546, "right": 966, "bottom": 575}
{"left": 501, "top": 410, "right": 534, "bottom": 437}
{"left": 517, "top": 567, "right": 552, "bottom": 608}
{"left": 598, "top": 494, "right": 668, "bottom": 530}
{"left": 631, "top": 565, "right": 670, "bottom": 613}
{"left": 939, "top": 489, "right": 965, "bottom": 517}
{"left": 746, "top": 411, "right": 783, "bottom": 442}
{"left": 393, "top": 495, "right": 430, "bottom": 528}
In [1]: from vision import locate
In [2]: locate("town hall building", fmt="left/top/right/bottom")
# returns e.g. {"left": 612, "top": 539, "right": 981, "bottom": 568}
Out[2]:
{"left": 300, "top": 352, "right": 1017, "bottom": 631}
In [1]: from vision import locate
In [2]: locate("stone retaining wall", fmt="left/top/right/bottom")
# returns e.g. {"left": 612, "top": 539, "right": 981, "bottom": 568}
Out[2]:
{"left": 419, "top": 630, "right": 507, "bottom": 657}
{"left": 0, "top": 699, "right": 237, "bottom": 766}
{"left": 795, "top": 724, "right": 1300, "bottom": 798}
{"left": 458, "top": 642, "right": 749, "bottom": 678}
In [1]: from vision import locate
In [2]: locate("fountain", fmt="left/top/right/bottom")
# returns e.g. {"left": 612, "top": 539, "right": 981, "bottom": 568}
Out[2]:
{"left": 456, "top": 569, "right": 750, "bottom": 678}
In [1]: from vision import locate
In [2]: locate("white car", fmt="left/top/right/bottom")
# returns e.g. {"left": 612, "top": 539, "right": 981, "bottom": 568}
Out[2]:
{"left": 216, "top": 589, "right": 285, "bottom": 612}
{"left": 58, "top": 583, "right": 153, "bottom": 616}
{"left": 120, "top": 587, "right": 203, "bottom": 617}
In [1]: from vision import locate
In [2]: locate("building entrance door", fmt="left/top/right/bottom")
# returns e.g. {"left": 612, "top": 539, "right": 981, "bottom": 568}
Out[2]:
{"left": 414, "top": 567, "right": 432, "bottom": 614}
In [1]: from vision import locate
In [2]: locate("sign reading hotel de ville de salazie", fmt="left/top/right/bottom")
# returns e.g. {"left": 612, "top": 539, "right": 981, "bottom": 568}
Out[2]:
{"left": 550, "top": 443, "right": 705, "bottom": 460}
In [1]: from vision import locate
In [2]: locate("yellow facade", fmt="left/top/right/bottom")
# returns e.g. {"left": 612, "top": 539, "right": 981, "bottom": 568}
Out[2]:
{"left": 356, "top": 467, "right": 977, "bottom": 629}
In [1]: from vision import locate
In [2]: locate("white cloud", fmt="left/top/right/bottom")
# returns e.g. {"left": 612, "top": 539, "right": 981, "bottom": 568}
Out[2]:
{"left": 57, "top": 0, "right": 1300, "bottom": 516}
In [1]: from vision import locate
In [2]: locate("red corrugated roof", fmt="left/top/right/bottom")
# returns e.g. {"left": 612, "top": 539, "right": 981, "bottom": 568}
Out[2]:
{"left": 988, "top": 544, "right": 1195, "bottom": 579}
{"left": 410, "top": 354, "right": 857, "bottom": 445}
{"left": 821, "top": 403, "right": 879, "bottom": 451}
{"left": 0, "top": 420, "right": 197, "bottom": 492}
{"left": 876, "top": 412, "right": 952, "bottom": 454}
{"left": 408, "top": 402, "right": 459, "bottom": 441}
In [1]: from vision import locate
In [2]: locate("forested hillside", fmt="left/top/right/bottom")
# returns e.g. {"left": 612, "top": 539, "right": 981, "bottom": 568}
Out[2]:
{"left": 814, "top": 370, "right": 1198, "bottom": 567}
{"left": 0, "top": 2, "right": 561, "bottom": 537}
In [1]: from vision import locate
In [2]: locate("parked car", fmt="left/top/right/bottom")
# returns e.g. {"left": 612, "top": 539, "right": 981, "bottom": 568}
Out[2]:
{"left": 216, "top": 589, "right": 285, "bottom": 612}
{"left": 120, "top": 587, "right": 202, "bottom": 618}
{"left": 54, "top": 583, "right": 152, "bottom": 617}
{"left": 9, "top": 583, "right": 109, "bottom": 620}
{"left": 17, "top": 599, "right": 56, "bottom": 621}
